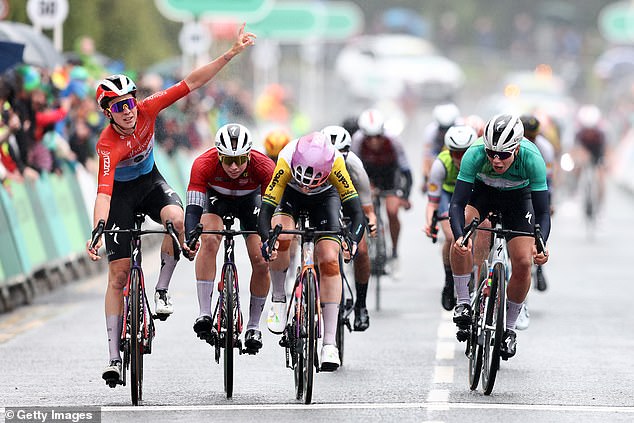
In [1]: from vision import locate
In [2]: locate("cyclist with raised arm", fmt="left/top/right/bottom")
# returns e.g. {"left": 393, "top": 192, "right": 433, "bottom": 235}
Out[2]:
{"left": 183, "top": 123, "right": 274, "bottom": 353}
{"left": 424, "top": 126, "right": 477, "bottom": 311}
{"left": 322, "top": 125, "right": 376, "bottom": 331}
{"left": 351, "top": 108, "right": 412, "bottom": 277}
{"left": 449, "top": 114, "right": 551, "bottom": 359}
{"left": 86, "top": 24, "right": 255, "bottom": 383}
{"left": 258, "top": 132, "right": 366, "bottom": 370}
{"left": 520, "top": 114, "right": 555, "bottom": 303}
{"left": 421, "top": 103, "right": 461, "bottom": 193}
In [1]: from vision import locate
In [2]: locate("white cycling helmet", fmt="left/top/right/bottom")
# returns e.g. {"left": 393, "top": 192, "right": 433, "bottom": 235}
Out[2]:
{"left": 577, "top": 104, "right": 601, "bottom": 128}
{"left": 215, "top": 123, "right": 252, "bottom": 156}
{"left": 357, "top": 109, "right": 385, "bottom": 136}
{"left": 321, "top": 125, "right": 352, "bottom": 151}
{"left": 483, "top": 113, "right": 524, "bottom": 153}
{"left": 444, "top": 125, "right": 477, "bottom": 151}
{"left": 433, "top": 103, "right": 460, "bottom": 128}
{"left": 96, "top": 74, "right": 137, "bottom": 110}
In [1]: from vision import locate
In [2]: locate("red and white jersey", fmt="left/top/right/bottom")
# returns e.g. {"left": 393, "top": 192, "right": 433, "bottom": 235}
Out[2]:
{"left": 187, "top": 148, "right": 275, "bottom": 197}
{"left": 96, "top": 81, "right": 190, "bottom": 195}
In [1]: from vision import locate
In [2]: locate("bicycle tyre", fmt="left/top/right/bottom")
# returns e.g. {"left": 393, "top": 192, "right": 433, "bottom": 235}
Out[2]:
{"left": 293, "top": 276, "right": 304, "bottom": 400}
{"left": 336, "top": 303, "right": 345, "bottom": 366}
{"left": 482, "top": 263, "right": 505, "bottom": 395}
{"left": 130, "top": 268, "right": 143, "bottom": 405}
{"left": 302, "top": 271, "right": 317, "bottom": 404}
{"left": 468, "top": 278, "right": 485, "bottom": 390}
{"left": 223, "top": 265, "right": 235, "bottom": 398}
{"left": 372, "top": 217, "right": 386, "bottom": 312}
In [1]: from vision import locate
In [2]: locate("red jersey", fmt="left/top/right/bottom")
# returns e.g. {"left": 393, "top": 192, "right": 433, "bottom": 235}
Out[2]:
{"left": 187, "top": 148, "right": 275, "bottom": 197}
{"left": 96, "top": 81, "right": 190, "bottom": 195}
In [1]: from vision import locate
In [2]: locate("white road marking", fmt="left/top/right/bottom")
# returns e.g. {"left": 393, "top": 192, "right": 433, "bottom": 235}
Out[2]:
{"left": 432, "top": 366, "right": 454, "bottom": 384}
{"left": 435, "top": 342, "right": 455, "bottom": 360}
{"left": 52, "top": 403, "right": 634, "bottom": 413}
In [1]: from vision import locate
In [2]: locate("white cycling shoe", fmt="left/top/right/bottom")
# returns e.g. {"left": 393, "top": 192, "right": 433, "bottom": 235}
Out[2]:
{"left": 320, "top": 344, "right": 340, "bottom": 372}
{"left": 266, "top": 301, "right": 287, "bottom": 334}
{"left": 154, "top": 290, "right": 174, "bottom": 316}
{"left": 515, "top": 304, "right": 530, "bottom": 331}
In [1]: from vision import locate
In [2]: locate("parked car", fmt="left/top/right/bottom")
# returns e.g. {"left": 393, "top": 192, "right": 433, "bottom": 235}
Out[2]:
{"left": 334, "top": 34, "right": 465, "bottom": 101}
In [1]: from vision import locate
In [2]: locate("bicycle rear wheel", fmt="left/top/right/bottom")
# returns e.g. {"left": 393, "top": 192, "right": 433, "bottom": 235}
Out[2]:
{"left": 482, "top": 263, "right": 505, "bottom": 395}
{"left": 129, "top": 268, "right": 144, "bottom": 405}
{"left": 223, "top": 266, "right": 235, "bottom": 398}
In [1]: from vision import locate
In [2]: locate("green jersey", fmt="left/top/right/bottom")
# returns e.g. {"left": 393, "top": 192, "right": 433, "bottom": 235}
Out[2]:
{"left": 457, "top": 139, "right": 548, "bottom": 192}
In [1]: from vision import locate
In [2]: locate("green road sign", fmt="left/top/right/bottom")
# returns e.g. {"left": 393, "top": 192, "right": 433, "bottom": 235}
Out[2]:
{"left": 155, "top": 0, "right": 274, "bottom": 21}
{"left": 599, "top": 1, "right": 634, "bottom": 44}
{"left": 321, "top": 2, "right": 364, "bottom": 41}
{"left": 248, "top": 1, "right": 363, "bottom": 41}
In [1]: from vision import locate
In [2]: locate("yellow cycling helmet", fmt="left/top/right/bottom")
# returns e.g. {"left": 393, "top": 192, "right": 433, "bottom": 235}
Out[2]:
{"left": 264, "top": 129, "right": 291, "bottom": 159}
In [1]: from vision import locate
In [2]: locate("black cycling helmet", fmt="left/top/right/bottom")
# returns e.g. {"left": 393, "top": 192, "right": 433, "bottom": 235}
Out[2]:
{"left": 520, "top": 114, "right": 540, "bottom": 141}
{"left": 342, "top": 116, "right": 359, "bottom": 137}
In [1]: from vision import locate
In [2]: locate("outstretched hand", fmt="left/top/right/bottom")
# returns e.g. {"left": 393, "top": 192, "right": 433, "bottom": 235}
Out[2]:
{"left": 231, "top": 23, "right": 256, "bottom": 55}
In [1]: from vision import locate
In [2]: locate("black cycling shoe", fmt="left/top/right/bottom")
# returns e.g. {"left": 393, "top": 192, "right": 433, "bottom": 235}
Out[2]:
{"left": 441, "top": 282, "right": 456, "bottom": 311}
{"left": 193, "top": 315, "right": 213, "bottom": 341}
{"left": 536, "top": 265, "right": 547, "bottom": 291}
{"left": 244, "top": 329, "right": 263, "bottom": 353}
{"left": 500, "top": 329, "right": 517, "bottom": 360}
{"left": 353, "top": 306, "right": 370, "bottom": 331}
{"left": 453, "top": 303, "right": 471, "bottom": 329}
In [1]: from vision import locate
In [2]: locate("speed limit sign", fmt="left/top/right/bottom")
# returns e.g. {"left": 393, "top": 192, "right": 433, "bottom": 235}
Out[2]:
{"left": 27, "top": 0, "right": 69, "bottom": 28}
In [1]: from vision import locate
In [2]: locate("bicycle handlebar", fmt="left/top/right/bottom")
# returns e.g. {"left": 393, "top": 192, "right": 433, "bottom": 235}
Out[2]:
{"left": 90, "top": 218, "right": 182, "bottom": 260}
{"left": 266, "top": 224, "right": 353, "bottom": 259}
{"left": 459, "top": 217, "right": 547, "bottom": 254}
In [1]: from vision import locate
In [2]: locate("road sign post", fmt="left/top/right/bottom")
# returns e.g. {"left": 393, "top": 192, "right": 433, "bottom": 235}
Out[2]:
{"left": 26, "top": 0, "right": 68, "bottom": 51}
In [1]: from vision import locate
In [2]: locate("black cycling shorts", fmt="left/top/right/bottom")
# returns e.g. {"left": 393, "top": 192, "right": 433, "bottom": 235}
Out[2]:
{"left": 205, "top": 188, "right": 261, "bottom": 231}
{"left": 468, "top": 180, "right": 534, "bottom": 240}
{"left": 275, "top": 186, "right": 341, "bottom": 242}
{"left": 105, "top": 166, "right": 183, "bottom": 261}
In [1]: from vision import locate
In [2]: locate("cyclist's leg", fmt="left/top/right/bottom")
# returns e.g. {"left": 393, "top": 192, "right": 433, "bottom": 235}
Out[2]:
{"left": 384, "top": 194, "right": 401, "bottom": 258}
{"left": 316, "top": 238, "right": 343, "bottom": 369}
{"left": 266, "top": 212, "right": 295, "bottom": 334}
{"left": 440, "top": 218, "right": 455, "bottom": 310}
{"left": 143, "top": 173, "right": 184, "bottom": 315}
{"left": 505, "top": 236, "right": 533, "bottom": 330}
{"left": 245, "top": 234, "right": 269, "bottom": 349}
{"left": 105, "top": 258, "right": 130, "bottom": 361}
{"left": 353, "top": 233, "right": 370, "bottom": 330}
{"left": 196, "top": 213, "right": 223, "bottom": 317}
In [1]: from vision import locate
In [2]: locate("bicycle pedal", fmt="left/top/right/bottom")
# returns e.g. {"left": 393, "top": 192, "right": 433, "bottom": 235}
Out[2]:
{"left": 242, "top": 347, "right": 259, "bottom": 355}
{"left": 154, "top": 313, "right": 169, "bottom": 322}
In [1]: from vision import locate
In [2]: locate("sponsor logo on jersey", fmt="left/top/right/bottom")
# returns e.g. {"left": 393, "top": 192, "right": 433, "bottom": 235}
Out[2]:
{"left": 333, "top": 169, "right": 350, "bottom": 189}
{"left": 101, "top": 150, "right": 111, "bottom": 176}
{"left": 268, "top": 169, "right": 285, "bottom": 191}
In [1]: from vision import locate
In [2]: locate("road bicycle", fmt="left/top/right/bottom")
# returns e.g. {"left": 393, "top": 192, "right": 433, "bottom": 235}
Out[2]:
{"left": 90, "top": 214, "right": 181, "bottom": 406}
{"left": 460, "top": 213, "right": 545, "bottom": 395}
{"left": 367, "top": 190, "right": 388, "bottom": 311}
{"left": 267, "top": 210, "right": 350, "bottom": 404}
{"left": 186, "top": 214, "right": 258, "bottom": 399}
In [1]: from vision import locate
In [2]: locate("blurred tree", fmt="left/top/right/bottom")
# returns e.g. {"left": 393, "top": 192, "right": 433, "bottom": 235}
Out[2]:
{"left": 5, "top": 0, "right": 181, "bottom": 72}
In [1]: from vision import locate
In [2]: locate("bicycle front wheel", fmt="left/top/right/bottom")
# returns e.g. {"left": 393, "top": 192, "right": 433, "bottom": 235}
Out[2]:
{"left": 129, "top": 268, "right": 144, "bottom": 405}
{"left": 468, "top": 276, "right": 485, "bottom": 390}
{"left": 302, "top": 271, "right": 317, "bottom": 404}
{"left": 223, "top": 265, "right": 235, "bottom": 398}
{"left": 482, "top": 263, "right": 505, "bottom": 395}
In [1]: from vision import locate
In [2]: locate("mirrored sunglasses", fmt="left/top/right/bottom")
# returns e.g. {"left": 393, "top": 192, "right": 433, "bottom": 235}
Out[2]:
{"left": 219, "top": 154, "right": 249, "bottom": 166}
{"left": 109, "top": 98, "right": 137, "bottom": 113}
{"left": 485, "top": 149, "right": 513, "bottom": 160}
